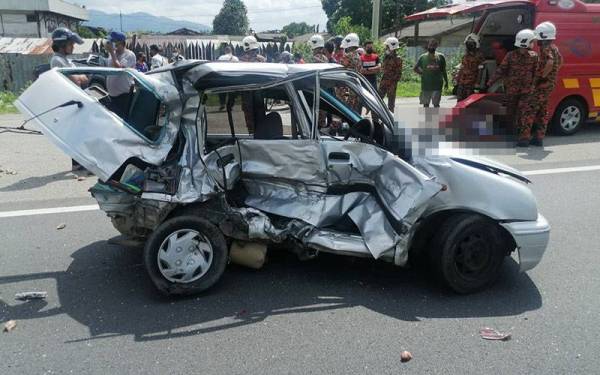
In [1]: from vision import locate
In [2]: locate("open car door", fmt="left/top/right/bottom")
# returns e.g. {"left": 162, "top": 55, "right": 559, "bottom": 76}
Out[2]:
{"left": 15, "top": 69, "right": 180, "bottom": 182}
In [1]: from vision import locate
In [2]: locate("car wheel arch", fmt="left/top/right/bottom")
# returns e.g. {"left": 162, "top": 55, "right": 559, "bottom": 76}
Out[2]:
{"left": 408, "top": 209, "right": 516, "bottom": 263}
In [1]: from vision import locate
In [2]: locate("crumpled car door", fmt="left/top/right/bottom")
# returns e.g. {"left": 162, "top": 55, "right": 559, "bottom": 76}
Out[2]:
{"left": 14, "top": 69, "right": 179, "bottom": 182}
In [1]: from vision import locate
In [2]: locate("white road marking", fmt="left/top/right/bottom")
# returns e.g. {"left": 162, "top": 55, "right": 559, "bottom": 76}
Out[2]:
{"left": 522, "top": 165, "right": 600, "bottom": 176}
{"left": 0, "top": 204, "right": 99, "bottom": 218}
{"left": 0, "top": 165, "right": 599, "bottom": 219}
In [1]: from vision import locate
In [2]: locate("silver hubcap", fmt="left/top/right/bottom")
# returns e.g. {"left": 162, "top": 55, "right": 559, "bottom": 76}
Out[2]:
{"left": 157, "top": 229, "right": 213, "bottom": 283}
{"left": 560, "top": 105, "right": 581, "bottom": 131}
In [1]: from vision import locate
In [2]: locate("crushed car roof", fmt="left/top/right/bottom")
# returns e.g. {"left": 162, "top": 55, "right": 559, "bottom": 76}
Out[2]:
{"left": 181, "top": 61, "right": 344, "bottom": 90}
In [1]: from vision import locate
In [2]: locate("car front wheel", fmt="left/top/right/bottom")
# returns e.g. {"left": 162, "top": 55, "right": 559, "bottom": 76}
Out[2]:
{"left": 143, "top": 216, "right": 228, "bottom": 296}
{"left": 430, "top": 214, "right": 508, "bottom": 294}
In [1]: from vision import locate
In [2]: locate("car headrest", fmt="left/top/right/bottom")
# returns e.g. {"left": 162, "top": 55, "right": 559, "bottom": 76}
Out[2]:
{"left": 255, "top": 111, "right": 283, "bottom": 139}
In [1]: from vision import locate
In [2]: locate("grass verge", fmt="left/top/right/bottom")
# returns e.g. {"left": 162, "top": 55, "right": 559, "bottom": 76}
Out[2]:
{"left": 0, "top": 92, "right": 18, "bottom": 114}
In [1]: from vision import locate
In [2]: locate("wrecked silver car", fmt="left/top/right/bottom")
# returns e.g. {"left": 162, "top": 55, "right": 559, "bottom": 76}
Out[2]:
{"left": 15, "top": 61, "right": 550, "bottom": 295}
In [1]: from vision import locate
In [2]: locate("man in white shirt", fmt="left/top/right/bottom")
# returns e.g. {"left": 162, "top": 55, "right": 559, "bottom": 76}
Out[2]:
{"left": 217, "top": 46, "right": 239, "bottom": 110}
{"left": 149, "top": 44, "right": 168, "bottom": 70}
{"left": 217, "top": 46, "right": 239, "bottom": 62}
{"left": 104, "top": 31, "right": 136, "bottom": 120}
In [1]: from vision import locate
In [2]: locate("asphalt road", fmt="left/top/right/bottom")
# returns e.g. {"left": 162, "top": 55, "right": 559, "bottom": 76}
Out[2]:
{"left": 1, "top": 109, "right": 600, "bottom": 374}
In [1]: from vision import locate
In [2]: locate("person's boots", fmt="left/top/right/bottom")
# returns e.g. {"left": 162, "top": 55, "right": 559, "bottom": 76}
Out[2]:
{"left": 530, "top": 138, "right": 543, "bottom": 147}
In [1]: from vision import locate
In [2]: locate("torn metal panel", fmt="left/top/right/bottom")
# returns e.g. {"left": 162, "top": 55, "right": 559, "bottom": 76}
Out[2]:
{"left": 238, "top": 140, "right": 328, "bottom": 187}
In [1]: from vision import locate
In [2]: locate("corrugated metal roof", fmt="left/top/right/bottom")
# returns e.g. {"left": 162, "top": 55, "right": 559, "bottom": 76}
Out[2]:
{"left": 0, "top": 38, "right": 100, "bottom": 55}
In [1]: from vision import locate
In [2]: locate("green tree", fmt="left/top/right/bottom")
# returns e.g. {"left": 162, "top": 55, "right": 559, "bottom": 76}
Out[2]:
{"left": 281, "top": 22, "right": 315, "bottom": 38}
{"left": 332, "top": 16, "right": 371, "bottom": 44}
{"left": 213, "top": 0, "right": 249, "bottom": 35}
{"left": 322, "top": 0, "right": 449, "bottom": 35}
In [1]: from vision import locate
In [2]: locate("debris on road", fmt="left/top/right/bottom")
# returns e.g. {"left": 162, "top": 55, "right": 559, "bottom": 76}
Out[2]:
{"left": 400, "top": 351, "right": 413, "bottom": 363}
{"left": 77, "top": 176, "right": 86, "bottom": 181}
{"left": 3, "top": 320, "right": 17, "bottom": 333}
{"left": 56, "top": 223, "right": 66, "bottom": 230}
{"left": 15, "top": 291, "right": 48, "bottom": 301}
{"left": 0, "top": 167, "right": 18, "bottom": 175}
{"left": 479, "top": 327, "right": 511, "bottom": 341}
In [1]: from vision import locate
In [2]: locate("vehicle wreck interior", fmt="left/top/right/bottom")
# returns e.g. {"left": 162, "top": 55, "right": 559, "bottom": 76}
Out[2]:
{"left": 475, "top": 6, "right": 535, "bottom": 92}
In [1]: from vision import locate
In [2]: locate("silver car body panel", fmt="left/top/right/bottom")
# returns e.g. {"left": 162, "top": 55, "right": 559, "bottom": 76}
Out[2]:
{"left": 501, "top": 214, "right": 550, "bottom": 272}
{"left": 14, "top": 68, "right": 181, "bottom": 182}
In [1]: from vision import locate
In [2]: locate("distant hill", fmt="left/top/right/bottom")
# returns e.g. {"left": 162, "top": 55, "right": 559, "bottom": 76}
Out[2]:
{"left": 84, "top": 10, "right": 210, "bottom": 34}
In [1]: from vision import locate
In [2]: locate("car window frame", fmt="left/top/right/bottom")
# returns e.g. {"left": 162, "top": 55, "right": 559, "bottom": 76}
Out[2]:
{"left": 56, "top": 67, "right": 171, "bottom": 145}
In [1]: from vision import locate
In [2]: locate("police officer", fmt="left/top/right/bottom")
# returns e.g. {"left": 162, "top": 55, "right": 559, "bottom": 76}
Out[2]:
{"left": 378, "top": 37, "right": 403, "bottom": 112}
{"left": 338, "top": 33, "right": 362, "bottom": 112}
{"left": 456, "top": 33, "right": 485, "bottom": 101}
{"left": 50, "top": 28, "right": 88, "bottom": 172}
{"left": 50, "top": 28, "right": 88, "bottom": 86}
{"left": 529, "top": 21, "right": 563, "bottom": 146}
{"left": 488, "top": 29, "right": 538, "bottom": 147}
{"left": 239, "top": 36, "right": 266, "bottom": 62}
{"left": 309, "top": 35, "right": 328, "bottom": 63}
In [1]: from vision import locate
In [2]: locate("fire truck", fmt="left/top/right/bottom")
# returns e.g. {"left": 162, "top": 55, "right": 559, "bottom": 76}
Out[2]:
{"left": 406, "top": 0, "right": 600, "bottom": 135}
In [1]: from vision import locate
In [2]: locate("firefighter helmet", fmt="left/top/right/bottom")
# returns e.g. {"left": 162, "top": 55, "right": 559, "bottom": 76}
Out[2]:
{"left": 464, "top": 33, "right": 480, "bottom": 48}
{"left": 308, "top": 34, "right": 325, "bottom": 50}
{"left": 535, "top": 21, "right": 557, "bottom": 40}
{"left": 341, "top": 33, "right": 360, "bottom": 49}
{"left": 514, "top": 29, "right": 536, "bottom": 48}
{"left": 242, "top": 36, "right": 259, "bottom": 51}
{"left": 384, "top": 37, "right": 400, "bottom": 51}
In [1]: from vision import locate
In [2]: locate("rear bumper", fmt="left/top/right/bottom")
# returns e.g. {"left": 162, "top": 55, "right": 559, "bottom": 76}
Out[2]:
{"left": 501, "top": 214, "right": 550, "bottom": 272}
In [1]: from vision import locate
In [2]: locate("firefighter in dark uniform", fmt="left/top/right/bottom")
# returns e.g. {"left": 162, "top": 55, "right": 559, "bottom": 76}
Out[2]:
{"left": 529, "top": 21, "right": 563, "bottom": 146}
{"left": 338, "top": 33, "right": 362, "bottom": 112}
{"left": 456, "top": 33, "right": 485, "bottom": 101}
{"left": 309, "top": 34, "right": 328, "bottom": 63}
{"left": 488, "top": 29, "right": 538, "bottom": 147}
{"left": 239, "top": 36, "right": 266, "bottom": 134}
{"left": 378, "top": 37, "right": 403, "bottom": 112}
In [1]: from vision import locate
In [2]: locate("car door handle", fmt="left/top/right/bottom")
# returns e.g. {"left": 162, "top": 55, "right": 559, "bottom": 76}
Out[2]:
{"left": 328, "top": 152, "right": 350, "bottom": 162}
{"left": 217, "top": 154, "right": 236, "bottom": 168}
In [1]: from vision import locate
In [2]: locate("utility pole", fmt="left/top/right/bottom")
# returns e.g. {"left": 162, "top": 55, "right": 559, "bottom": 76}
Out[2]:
{"left": 371, "top": 0, "right": 381, "bottom": 40}
{"left": 120, "top": 10, "right": 123, "bottom": 32}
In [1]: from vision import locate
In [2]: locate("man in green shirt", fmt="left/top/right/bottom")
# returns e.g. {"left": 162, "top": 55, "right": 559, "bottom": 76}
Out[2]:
{"left": 414, "top": 39, "right": 448, "bottom": 108}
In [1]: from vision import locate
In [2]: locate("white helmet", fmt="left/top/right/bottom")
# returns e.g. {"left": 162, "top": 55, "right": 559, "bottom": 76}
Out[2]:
{"left": 464, "top": 33, "right": 480, "bottom": 48}
{"left": 242, "top": 35, "right": 259, "bottom": 51}
{"left": 514, "top": 29, "right": 536, "bottom": 48}
{"left": 384, "top": 37, "right": 400, "bottom": 50}
{"left": 535, "top": 21, "right": 557, "bottom": 40}
{"left": 341, "top": 33, "right": 360, "bottom": 49}
{"left": 308, "top": 34, "right": 325, "bottom": 50}
{"left": 356, "top": 47, "right": 365, "bottom": 55}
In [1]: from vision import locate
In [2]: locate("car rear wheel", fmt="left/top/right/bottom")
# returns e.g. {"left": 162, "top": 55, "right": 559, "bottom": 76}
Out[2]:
{"left": 430, "top": 214, "right": 507, "bottom": 294}
{"left": 143, "top": 216, "right": 228, "bottom": 296}
{"left": 551, "top": 98, "right": 586, "bottom": 135}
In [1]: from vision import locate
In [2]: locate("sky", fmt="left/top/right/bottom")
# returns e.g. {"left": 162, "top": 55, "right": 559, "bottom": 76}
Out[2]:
{"left": 75, "top": 0, "right": 329, "bottom": 31}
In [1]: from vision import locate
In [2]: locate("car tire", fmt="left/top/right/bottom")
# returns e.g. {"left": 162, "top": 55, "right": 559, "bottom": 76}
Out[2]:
{"left": 551, "top": 98, "right": 586, "bottom": 136}
{"left": 143, "top": 216, "right": 228, "bottom": 296}
{"left": 430, "top": 214, "right": 507, "bottom": 294}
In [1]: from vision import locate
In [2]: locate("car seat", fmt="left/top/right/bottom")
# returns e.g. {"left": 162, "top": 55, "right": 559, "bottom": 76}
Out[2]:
{"left": 254, "top": 112, "right": 284, "bottom": 139}
{"left": 128, "top": 88, "right": 161, "bottom": 140}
